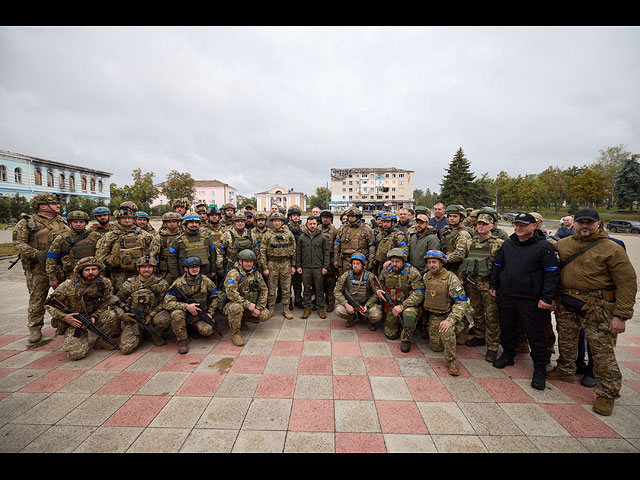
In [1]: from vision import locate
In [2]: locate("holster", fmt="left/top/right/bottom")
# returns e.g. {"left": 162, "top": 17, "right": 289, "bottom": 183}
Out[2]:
{"left": 560, "top": 294, "right": 586, "bottom": 316}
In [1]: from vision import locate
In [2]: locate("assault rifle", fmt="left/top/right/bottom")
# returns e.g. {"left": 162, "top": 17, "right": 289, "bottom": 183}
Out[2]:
{"left": 169, "top": 285, "right": 222, "bottom": 337}
{"left": 45, "top": 296, "right": 121, "bottom": 351}
{"left": 344, "top": 291, "right": 370, "bottom": 321}
{"left": 8, "top": 254, "right": 21, "bottom": 270}
{"left": 111, "top": 297, "right": 167, "bottom": 345}
{"left": 373, "top": 276, "right": 410, "bottom": 338}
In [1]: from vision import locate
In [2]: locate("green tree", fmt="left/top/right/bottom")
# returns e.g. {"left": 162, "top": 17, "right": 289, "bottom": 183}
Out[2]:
{"left": 108, "top": 169, "right": 158, "bottom": 213}
{"left": 569, "top": 167, "right": 610, "bottom": 207}
{"left": 538, "top": 166, "right": 567, "bottom": 212}
{"left": 161, "top": 171, "right": 196, "bottom": 205}
{"left": 238, "top": 196, "right": 257, "bottom": 209}
{"left": 471, "top": 173, "right": 494, "bottom": 207}
{"left": 592, "top": 144, "right": 632, "bottom": 208}
{"left": 308, "top": 186, "right": 331, "bottom": 210}
{"left": 613, "top": 154, "right": 640, "bottom": 211}
{"left": 439, "top": 148, "right": 476, "bottom": 207}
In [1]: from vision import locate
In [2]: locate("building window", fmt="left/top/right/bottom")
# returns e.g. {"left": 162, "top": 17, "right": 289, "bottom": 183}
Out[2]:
{"left": 0, "top": 165, "right": 6, "bottom": 182}
{"left": 34, "top": 169, "right": 42, "bottom": 185}
{"left": 98, "top": 180, "right": 103, "bottom": 192}
{"left": 47, "top": 171, "right": 54, "bottom": 187}
{"left": 69, "top": 176, "right": 75, "bottom": 192}
{"left": 81, "top": 176, "right": 87, "bottom": 191}
{"left": 14, "top": 167, "right": 22, "bottom": 183}
{"left": 90, "top": 178, "right": 96, "bottom": 192}
{"left": 59, "top": 173, "right": 65, "bottom": 189}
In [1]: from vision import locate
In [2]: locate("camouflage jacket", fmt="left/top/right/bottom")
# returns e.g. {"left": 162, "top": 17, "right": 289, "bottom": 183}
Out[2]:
{"left": 259, "top": 227, "right": 296, "bottom": 266}
{"left": 13, "top": 213, "right": 70, "bottom": 271}
{"left": 440, "top": 225, "right": 473, "bottom": 266}
{"left": 116, "top": 274, "right": 169, "bottom": 316}
{"left": 334, "top": 269, "right": 380, "bottom": 308}
{"left": 163, "top": 274, "right": 219, "bottom": 315}
{"left": 223, "top": 262, "right": 268, "bottom": 310}
{"left": 374, "top": 227, "right": 408, "bottom": 264}
{"left": 95, "top": 223, "right": 155, "bottom": 272}
{"left": 422, "top": 268, "right": 468, "bottom": 325}
{"left": 334, "top": 220, "right": 375, "bottom": 264}
{"left": 168, "top": 229, "right": 217, "bottom": 278}
{"left": 378, "top": 262, "right": 425, "bottom": 310}
{"left": 45, "top": 228, "right": 102, "bottom": 281}
{"left": 217, "top": 227, "right": 257, "bottom": 273}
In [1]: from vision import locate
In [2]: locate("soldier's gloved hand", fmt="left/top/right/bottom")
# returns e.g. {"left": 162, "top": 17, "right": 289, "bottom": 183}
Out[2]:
{"left": 145, "top": 314, "right": 153, "bottom": 324}
{"left": 120, "top": 312, "right": 136, "bottom": 323}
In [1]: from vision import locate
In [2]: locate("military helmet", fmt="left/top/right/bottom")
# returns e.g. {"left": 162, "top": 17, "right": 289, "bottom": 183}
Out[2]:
{"left": 115, "top": 201, "right": 138, "bottom": 218}
{"left": 183, "top": 256, "right": 202, "bottom": 268}
{"left": 232, "top": 213, "right": 246, "bottom": 222}
{"left": 345, "top": 207, "right": 360, "bottom": 217}
{"left": 135, "top": 254, "right": 158, "bottom": 267}
{"left": 424, "top": 250, "right": 447, "bottom": 263}
{"left": 414, "top": 205, "right": 429, "bottom": 215}
{"left": 221, "top": 203, "right": 236, "bottom": 212}
{"left": 270, "top": 212, "right": 285, "bottom": 221}
{"left": 469, "top": 209, "right": 479, "bottom": 218}
{"left": 73, "top": 256, "right": 105, "bottom": 275}
{"left": 477, "top": 206, "right": 499, "bottom": 223}
{"left": 30, "top": 193, "right": 58, "bottom": 210}
{"left": 136, "top": 211, "right": 149, "bottom": 218}
{"left": 207, "top": 206, "right": 221, "bottom": 216}
{"left": 477, "top": 213, "right": 495, "bottom": 225}
{"left": 195, "top": 202, "right": 208, "bottom": 212}
{"left": 237, "top": 249, "right": 257, "bottom": 261}
{"left": 386, "top": 248, "right": 407, "bottom": 261}
{"left": 445, "top": 204, "right": 467, "bottom": 218}
{"left": 255, "top": 212, "right": 268, "bottom": 220}
{"left": 380, "top": 213, "right": 397, "bottom": 222}
{"left": 172, "top": 198, "right": 190, "bottom": 208}
{"left": 93, "top": 206, "right": 111, "bottom": 216}
{"left": 320, "top": 210, "right": 333, "bottom": 218}
{"left": 349, "top": 252, "right": 368, "bottom": 266}
{"left": 162, "top": 211, "right": 182, "bottom": 222}
{"left": 287, "top": 205, "right": 301, "bottom": 216}
{"left": 66, "top": 210, "right": 90, "bottom": 222}
{"left": 529, "top": 212, "right": 543, "bottom": 224}
{"left": 181, "top": 212, "right": 201, "bottom": 223}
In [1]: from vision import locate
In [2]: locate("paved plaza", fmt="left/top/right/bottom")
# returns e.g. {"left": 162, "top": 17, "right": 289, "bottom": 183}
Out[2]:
{"left": 1, "top": 224, "right": 639, "bottom": 453}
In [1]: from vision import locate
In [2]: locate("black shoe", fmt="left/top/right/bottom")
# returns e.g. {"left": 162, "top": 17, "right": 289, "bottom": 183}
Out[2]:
{"left": 465, "top": 336, "right": 486, "bottom": 347}
{"left": 295, "top": 301, "right": 304, "bottom": 309}
{"left": 468, "top": 326, "right": 476, "bottom": 335}
{"left": 493, "top": 354, "right": 515, "bottom": 369}
{"left": 401, "top": 341, "right": 411, "bottom": 353}
{"left": 580, "top": 374, "right": 596, "bottom": 388}
{"left": 531, "top": 367, "right": 546, "bottom": 390}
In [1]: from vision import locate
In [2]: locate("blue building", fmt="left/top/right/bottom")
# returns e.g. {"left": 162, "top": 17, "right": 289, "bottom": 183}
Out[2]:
{"left": 0, "top": 149, "right": 112, "bottom": 204}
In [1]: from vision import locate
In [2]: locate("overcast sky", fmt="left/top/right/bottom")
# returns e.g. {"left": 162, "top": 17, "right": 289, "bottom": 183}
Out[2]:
{"left": 1, "top": 26, "right": 638, "bottom": 200}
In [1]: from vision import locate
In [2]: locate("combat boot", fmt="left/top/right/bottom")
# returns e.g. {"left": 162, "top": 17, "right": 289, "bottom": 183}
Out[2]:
{"left": 465, "top": 336, "right": 486, "bottom": 347}
{"left": 531, "top": 365, "right": 546, "bottom": 390}
{"left": 93, "top": 337, "right": 116, "bottom": 351}
{"left": 178, "top": 339, "right": 189, "bottom": 354}
{"left": 326, "top": 301, "right": 335, "bottom": 313}
{"left": 447, "top": 359, "right": 460, "bottom": 376}
{"left": 493, "top": 353, "right": 515, "bottom": 369}
{"left": 283, "top": 308, "right": 293, "bottom": 320}
{"left": 318, "top": 308, "right": 326, "bottom": 319}
{"left": 231, "top": 333, "right": 244, "bottom": 347}
{"left": 368, "top": 322, "right": 377, "bottom": 331}
{"left": 400, "top": 341, "right": 411, "bottom": 353}
{"left": 28, "top": 329, "right": 42, "bottom": 344}
{"left": 580, "top": 374, "right": 596, "bottom": 388}
{"left": 152, "top": 333, "right": 166, "bottom": 346}
{"left": 484, "top": 349, "right": 497, "bottom": 363}
{"left": 345, "top": 317, "right": 354, "bottom": 327}
{"left": 301, "top": 309, "right": 311, "bottom": 319}
{"left": 546, "top": 368, "right": 575, "bottom": 383}
{"left": 592, "top": 396, "right": 614, "bottom": 416}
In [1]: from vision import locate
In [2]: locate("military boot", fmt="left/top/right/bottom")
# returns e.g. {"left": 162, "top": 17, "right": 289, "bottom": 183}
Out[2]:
{"left": 231, "top": 333, "right": 244, "bottom": 347}
{"left": 178, "top": 339, "right": 189, "bottom": 354}
{"left": 400, "top": 341, "right": 411, "bottom": 353}
{"left": 283, "top": 308, "right": 293, "bottom": 320}
{"left": 484, "top": 349, "right": 498, "bottom": 363}
{"left": 493, "top": 353, "right": 515, "bottom": 369}
{"left": 94, "top": 337, "right": 116, "bottom": 351}
{"left": 345, "top": 317, "right": 354, "bottom": 327}
{"left": 531, "top": 365, "right": 546, "bottom": 390}
{"left": 447, "top": 359, "right": 460, "bottom": 376}
{"left": 152, "top": 333, "right": 166, "bottom": 346}
{"left": 465, "top": 336, "right": 486, "bottom": 347}
{"left": 326, "top": 301, "right": 335, "bottom": 313}
{"left": 28, "top": 329, "right": 42, "bottom": 344}
{"left": 546, "top": 368, "right": 575, "bottom": 383}
{"left": 368, "top": 322, "right": 377, "bottom": 331}
{"left": 301, "top": 309, "right": 311, "bottom": 319}
{"left": 593, "top": 396, "right": 614, "bottom": 416}
{"left": 318, "top": 308, "right": 327, "bottom": 319}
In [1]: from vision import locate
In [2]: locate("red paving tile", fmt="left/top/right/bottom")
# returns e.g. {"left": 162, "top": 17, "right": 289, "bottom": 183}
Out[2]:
{"left": 210, "top": 340, "right": 244, "bottom": 355}
{"left": 160, "top": 353, "right": 207, "bottom": 372}
{"left": 455, "top": 345, "right": 487, "bottom": 359}
{"left": 330, "top": 320, "right": 350, "bottom": 330}
{"left": 405, "top": 377, "right": 454, "bottom": 402}
{"left": 541, "top": 404, "right": 620, "bottom": 438}
{"left": 228, "top": 355, "right": 269, "bottom": 374}
{"left": 18, "top": 369, "right": 84, "bottom": 393}
{"left": 0, "top": 350, "right": 20, "bottom": 362}
{"left": 620, "top": 361, "right": 640, "bottom": 374}
{"left": 388, "top": 342, "right": 424, "bottom": 358}
{"left": 175, "top": 372, "right": 225, "bottom": 396}
{"left": 624, "top": 380, "right": 640, "bottom": 393}
{"left": 333, "top": 376, "right": 373, "bottom": 400}
{"left": 332, "top": 342, "right": 362, "bottom": 357}
{"left": 0, "top": 392, "right": 10, "bottom": 401}
{"left": 335, "top": 432, "right": 387, "bottom": 453}
{"left": 298, "top": 356, "right": 333, "bottom": 375}
{"left": 147, "top": 339, "right": 180, "bottom": 354}
{"left": 289, "top": 398, "right": 334, "bottom": 432}
{"left": 477, "top": 378, "right": 535, "bottom": 403}
{"left": 93, "top": 352, "right": 142, "bottom": 370}
{"left": 549, "top": 380, "right": 598, "bottom": 405}
{"left": 26, "top": 336, "right": 65, "bottom": 351}
{"left": 364, "top": 357, "right": 402, "bottom": 376}
{"left": 499, "top": 361, "right": 535, "bottom": 379}
{"left": 254, "top": 374, "right": 297, "bottom": 398}
{"left": 623, "top": 334, "right": 640, "bottom": 346}
{"left": 24, "top": 350, "right": 70, "bottom": 369}
{"left": 617, "top": 345, "right": 640, "bottom": 359}
{"left": 272, "top": 341, "right": 303, "bottom": 356}
{"left": 356, "top": 329, "right": 387, "bottom": 343}
{"left": 0, "top": 368, "right": 17, "bottom": 379}
{"left": 96, "top": 371, "right": 155, "bottom": 395}
{"left": 304, "top": 330, "right": 331, "bottom": 342}
{"left": 427, "top": 357, "right": 472, "bottom": 378}
{"left": 103, "top": 395, "right": 171, "bottom": 427}
{"left": 376, "top": 400, "right": 428, "bottom": 434}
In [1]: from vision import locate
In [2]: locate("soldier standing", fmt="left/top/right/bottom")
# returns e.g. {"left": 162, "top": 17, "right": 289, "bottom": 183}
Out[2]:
{"left": 135, "top": 211, "right": 156, "bottom": 234}
{"left": 408, "top": 213, "right": 441, "bottom": 276}
{"left": 296, "top": 215, "right": 330, "bottom": 319}
{"left": 151, "top": 212, "right": 183, "bottom": 284}
{"left": 476, "top": 207, "right": 509, "bottom": 241}
{"left": 375, "top": 248, "right": 425, "bottom": 353}
{"left": 172, "top": 198, "right": 190, "bottom": 218}
{"left": 334, "top": 207, "right": 375, "bottom": 278}
{"left": 422, "top": 250, "right": 472, "bottom": 376}
{"left": 217, "top": 213, "right": 257, "bottom": 276}
{"left": 195, "top": 202, "right": 209, "bottom": 223}
{"left": 259, "top": 212, "right": 296, "bottom": 319}
{"left": 334, "top": 252, "right": 383, "bottom": 330}
{"left": 372, "top": 213, "right": 408, "bottom": 276}
{"left": 89, "top": 206, "right": 112, "bottom": 237}
{"left": 547, "top": 209, "right": 637, "bottom": 416}
{"left": 319, "top": 210, "right": 338, "bottom": 312}
{"left": 46, "top": 210, "right": 102, "bottom": 286}
{"left": 167, "top": 212, "right": 217, "bottom": 283}
{"left": 222, "top": 249, "right": 271, "bottom": 346}
{"left": 205, "top": 206, "right": 225, "bottom": 247}
{"left": 440, "top": 205, "right": 473, "bottom": 276}
{"left": 286, "top": 205, "right": 304, "bottom": 309}
{"left": 115, "top": 256, "right": 171, "bottom": 353}
{"left": 220, "top": 203, "right": 237, "bottom": 231}
{"left": 13, "top": 193, "right": 70, "bottom": 343}
{"left": 45, "top": 257, "right": 120, "bottom": 360}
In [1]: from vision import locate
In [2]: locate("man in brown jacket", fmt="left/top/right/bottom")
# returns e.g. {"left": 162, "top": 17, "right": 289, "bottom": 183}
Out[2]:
{"left": 548, "top": 209, "right": 637, "bottom": 416}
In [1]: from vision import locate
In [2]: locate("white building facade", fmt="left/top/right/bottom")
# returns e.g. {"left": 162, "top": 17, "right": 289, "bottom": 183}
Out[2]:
{"left": 151, "top": 179, "right": 238, "bottom": 209}
{"left": 255, "top": 185, "right": 306, "bottom": 212}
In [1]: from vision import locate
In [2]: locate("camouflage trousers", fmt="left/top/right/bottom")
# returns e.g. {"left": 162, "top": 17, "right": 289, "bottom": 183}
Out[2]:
{"left": 25, "top": 268, "right": 51, "bottom": 334}
{"left": 384, "top": 306, "right": 422, "bottom": 342}
{"left": 119, "top": 310, "right": 171, "bottom": 354}
{"left": 554, "top": 298, "right": 622, "bottom": 400}
{"left": 466, "top": 281, "right": 500, "bottom": 352}
{"left": 169, "top": 310, "right": 215, "bottom": 342}
{"left": 334, "top": 303, "right": 383, "bottom": 326}
{"left": 267, "top": 258, "right": 292, "bottom": 311}
{"left": 223, "top": 302, "right": 270, "bottom": 334}
{"left": 61, "top": 309, "right": 120, "bottom": 361}
{"left": 427, "top": 312, "right": 468, "bottom": 362}
{"left": 109, "top": 270, "right": 137, "bottom": 294}
{"left": 323, "top": 265, "right": 338, "bottom": 308}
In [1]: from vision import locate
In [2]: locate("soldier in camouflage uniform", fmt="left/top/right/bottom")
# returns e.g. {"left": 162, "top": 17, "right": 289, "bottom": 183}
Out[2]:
{"left": 195, "top": 202, "right": 209, "bottom": 223}
{"left": 167, "top": 212, "right": 217, "bottom": 283}
{"left": 334, "top": 207, "right": 375, "bottom": 278}
{"left": 220, "top": 203, "right": 237, "bottom": 231}
{"left": 334, "top": 252, "right": 383, "bottom": 330}
{"left": 375, "top": 248, "right": 425, "bottom": 353}
{"left": 259, "top": 212, "right": 296, "bottom": 319}
{"left": 151, "top": 211, "right": 183, "bottom": 284}
{"left": 463, "top": 209, "right": 479, "bottom": 229}
{"left": 46, "top": 210, "right": 102, "bottom": 286}
{"left": 89, "top": 206, "right": 113, "bottom": 237}
{"left": 217, "top": 212, "right": 257, "bottom": 276}
{"left": 372, "top": 213, "right": 408, "bottom": 276}
{"left": 423, "top": 250, "right": 472, "bottom": 376}
{"left": 319, "top": 210, "right": 338, "bottom": 312}
{"left": 547, "top": 209, "right": 637, "bottom": 416}
{"left": 286, "top": 205, "right": 304, "bottom": 309}
{"left": 13, "top": 193, "right": 71, "bottom": 343}
{"left": 475, "top": 207, "right": 509, "bottom": 241}
{"left": 172, "top": 198, "right": 190, "bottom": 218}
{"left": 459, "top": 213, "right": 504, "bottom": 362}
{"left": 222, "top": 249, "right": 271, "bottom": 346}
{"left": 163, "top": 256, "right": 220, "bottom": 354}
{"left": 440, "top": 205, "right": 473, "bottom": 276}
{"left": 205, "top": 206, "right": 225, "bottom": 249}
{"left": 45, "top": 256, "right": 120, "bottom": 360}
{"left": 114, "top": 255, "right": 171, "bottom": 353}
{"left": 135, "top": 211, "right": 156, "bottom": 234}
{"left": 95, "top": 201, "right": 155, "bottom": 293}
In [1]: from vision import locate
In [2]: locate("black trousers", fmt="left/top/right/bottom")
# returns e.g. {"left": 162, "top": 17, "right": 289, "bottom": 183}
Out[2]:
{"left": 498, "top": 293, "right": 549, "bottom": 367}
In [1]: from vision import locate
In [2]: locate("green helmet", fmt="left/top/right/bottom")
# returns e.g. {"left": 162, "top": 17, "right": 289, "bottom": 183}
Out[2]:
{"left": 270, "top": 212, "right": 285, "bottom": 221}
{"left": 386, "top": 248, "right": 407, "bottom": 261}
{"left": 477, "top": 206, "right": 499, "bottom": 223}
{"left": 345, "top": 207, "right": 360, "bottom": 217}
{"left": 73, "top": 256, "right": 105, "bottom": 275}
{"left": 424, "top": 250, "right": 447, "bottom": 263}
{"left": 255, "top": 212, "right": 268, "bottom": 220}
{"left": 135, "top": 254, "right": 158, "bottom": 267}
{"left": 115, "top": 201, "right": 138, "bottom": 218}
{"left": 207, "top": 206, "right": 221, "bottom": 216}
{"left": 222, "top": 203, "right": 236, "bottom": 212}
{"left": 445, "top": 204, "right": 467, "bottom": 218}
{"left": 66, "top": 210, "right": 90, "bottom": 222}
{"left": 232, "top": 213, "right": 246, "bottom": 222}
{"left": 30, "top": 193, "right": 58, "bottom": 210}
{"left": 162, "top": 211, "right": 182, "bottom": 222}
{"left": 238, "top": 249, "right": 257, "bottom": 261}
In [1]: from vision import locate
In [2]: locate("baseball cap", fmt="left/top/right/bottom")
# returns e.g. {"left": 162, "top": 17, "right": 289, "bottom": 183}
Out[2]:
{"left": 574, "top": 208, "right": 600, "bottom": 222}
{"left": 513, "top": 213, "right": 536, "bottom": 224}
{"left": 477, "top": 213, "right": 495, "bottom": 224}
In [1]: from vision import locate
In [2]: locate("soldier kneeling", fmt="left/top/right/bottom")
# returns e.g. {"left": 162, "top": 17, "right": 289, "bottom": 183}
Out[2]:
{"left": 114, "top": 255, "right": 171, "bottom": 354}
{"left": 422, "top": 250, "right": 472, "bottom": 376}
{"left": 334, "top": 252, "right": 383, "bottom": 330}
{"left": 164, "top": 256, "right": 220, "bottom": 354}
{"left": 45, "top": 257, "right": 120, "bottom": 361}
{"left": 223, "top": 249, "right": 271, "bottom": 347}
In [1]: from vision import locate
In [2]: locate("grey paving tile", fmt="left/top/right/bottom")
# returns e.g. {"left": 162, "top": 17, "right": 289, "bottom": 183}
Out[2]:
{"left": 0, "top": 423, "right": 50, "bottom": 453}
{"left": 499, "top": 403, "right": 571, "bottom": 437}
{"left": 148, "top": 396, "right": 210, "bottom": 429}
{"left": 284, "top": 431, "right": 335, "bottom": 453}
{"left": 58, "top": 394, "right": 129, "bottom": 426}
{"left": 383, "top": 433, "right": 437, "bottom": 453}
{"left": 416, "top": 402, "right": 475, "bottom": 435}
{"left": 21, "top": 425, "right": 96, "bottom": 453}
{"left": 480, "top": 435, "right": 539, "bottom": 453}
{"left": 232, "top": 429, "right": 286, "bottom": 453}
{"left": 11, "top": 392, "right": 90, "bottom": 425}
{"left": 432, "top": 434, "right": 488, "bottom": 453}
{"left": 335, "top": 400, "right": 380, "bottom": 433}
{"left": 180, "top": 428, "right": 238, "bottom": 453}
{"left": 127, "top": 427, "right": 191, "bottom": 453}
{"left": 196, "top": 397, "right": 251, "bottom": 430}
{"left": 242, "top": 398, "right": 292, "bottom": 431}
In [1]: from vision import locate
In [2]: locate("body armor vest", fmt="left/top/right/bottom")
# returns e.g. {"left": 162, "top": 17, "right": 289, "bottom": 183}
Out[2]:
{"left": 267, "top": 230, "right": 293, "bottom": 257}
{"left": 62, "top": 232, "right": 97, "bottom": 272}
{"left": 69, "top": 278, "right": 106, "bottom": 315}
{"left": 114, "top": 230, "right": 145, "bottom": 271}
{"left": 423, "top": 270, "right": 452, "bottom": 313}
{"left": 129, "top": 278, "right": 163, "bottom": 313}
{"left": 348, "top": 271, "right": 370, "bottom": 304}
{"left": 375, "top": 229, "right": 401, "bottom": 262}
{"left": 29, "top": 215, "right": 68, "bottom": 251}
{"left": 234, "top": 268, "right": 261, "bottom": 304}
{"left": 340, "top": 222, "right": 366, "bottom": 256}
{"left": 159, "top": 231, "right": 180, "bottom": 272}
{"left": 383, "top": 263, "right": 412, "bottom": 303}
{"left": 460, "top": 237, "right": 495, "bottom": 278}
{"left": 179, "top": 233, "right": 210, "bottom": 270}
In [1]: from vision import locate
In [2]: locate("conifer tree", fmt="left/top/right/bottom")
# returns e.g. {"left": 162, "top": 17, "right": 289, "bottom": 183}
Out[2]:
{"left": 614, "top": 155, "right": 640, "bottom": 211}
{"left": 438, "top": 148, "right": 476, "bottom": 207}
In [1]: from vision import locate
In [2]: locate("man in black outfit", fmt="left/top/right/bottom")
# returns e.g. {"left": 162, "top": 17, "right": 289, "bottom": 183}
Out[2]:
{"left": 489, "top": 213, "right": 560, "bottom": 390}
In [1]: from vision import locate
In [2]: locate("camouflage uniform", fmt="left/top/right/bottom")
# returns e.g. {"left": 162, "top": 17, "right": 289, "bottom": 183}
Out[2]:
{"left": 151, "top": 212, "right": 183, "bottom": 284}
{"left": 440, "top": 207, "right": 473, "bottom": 277}
{"left": 334, "top": 209, "right": 375, "bottom": 277}
{"left": 334, "top": 253, "right": 383, "bottom": 328}
{"left": 135, "top": 212, "right": 156, "bottom": 234}
{"left": 45, "top": 257, "right": 119, "bottom": 360}
{"left": 168, "top": 213, "right": 217, "bottom": 279}
{"left": 13, "top": 194, "right": 70, "bottom": 340}
{"left": 259, "top": 213, "right": 296, "bottom": 317}
{"left": 217, "top": 214, "right": 258, "bottom": 274}
{"left": 373, "top": 214, "right": 408, "bottom": 275}
{"left": 114, "top": 258, "right": 171, "bottom": 354}
{"left": 219, "top": 203, "right": 237, "bottom": 232}
{"left": 222, "top": 256, "right": 270, "bottom": 346}
{"left": 286, "top": 206, "right": 304, "bottom": 307}
{"left": 251, "top": 212, "right": 269, "bottom": 273}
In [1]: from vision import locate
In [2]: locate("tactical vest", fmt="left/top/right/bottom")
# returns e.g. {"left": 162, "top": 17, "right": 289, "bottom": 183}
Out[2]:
{"left": 113, "top": 230, "right": 145, "bottom": 271}
{"left": 61, "top": 231, "right": 98, "bottom": 273}
{"left": 229, "top": 229, "right": 254, "bottom": 253}
{"left": 339, "top": 222, "right": 366, "bottom": 256}
{"left": 129, "top": 278, "right": 164, "bottom": 313}
{"left": 28, "top": 215, "right": 68, "bottom": 251}
{"left": 234, "top": 268, "right": 261, "bottom": 304}
{"left": 208, "top": 223, "right": 224, "bottom": 244}
{"left": 375, "top": 229, "right": 402, "bottom": 262}
{"left": 459, "top": 237, "right": 495, "bottom": 278}
{"left": 158, "top": 231, "right": 180, "bottom": 272}
{"left": 68, "top": 278, "right": 107, "bottom": 315}
{"left": 177, "top": 276, "right": 209, "bottom": 304}
{"left": 267, "top": 230, "right": 293, "bottom": 257}
{"left": 423, "top": 270, "right": 452, "bottom": 313}
{"left": 178, "top": 233, "right": 210, "bottom": 270}
{"left": 348, "top": 271, "right": 370, "bottom": 304}
{"left": 383, "top": 263, "right": 413, "bottom": 304}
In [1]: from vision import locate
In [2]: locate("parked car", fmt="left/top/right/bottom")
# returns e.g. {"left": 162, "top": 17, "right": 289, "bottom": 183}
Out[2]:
{"left": 502, "top": 211, "right": 522, "bottom": 223}
{"left": 606, "top": 219, "right": 640, "bottom": 234}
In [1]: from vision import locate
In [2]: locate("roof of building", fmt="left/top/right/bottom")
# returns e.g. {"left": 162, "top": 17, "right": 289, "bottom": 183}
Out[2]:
{"left": 255, "top": 185, "right": 305, "bottom": 196}
{"left": 0, "top": 149, "right": 112, "bottom": 176}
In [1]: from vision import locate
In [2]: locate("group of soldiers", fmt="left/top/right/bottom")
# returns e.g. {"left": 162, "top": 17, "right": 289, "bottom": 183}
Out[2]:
{"left": 11, "top": 193, "right": 636, "bottom": 416}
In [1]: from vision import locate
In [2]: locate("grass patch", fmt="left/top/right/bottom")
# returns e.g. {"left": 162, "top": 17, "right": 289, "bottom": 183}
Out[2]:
{"left": 0, "top": 243, "right": 17, "bottom": 257}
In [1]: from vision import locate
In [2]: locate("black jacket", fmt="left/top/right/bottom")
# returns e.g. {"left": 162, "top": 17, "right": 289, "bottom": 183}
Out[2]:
{"left": 489, "top": 230, "right": 560, "bottom": 304}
